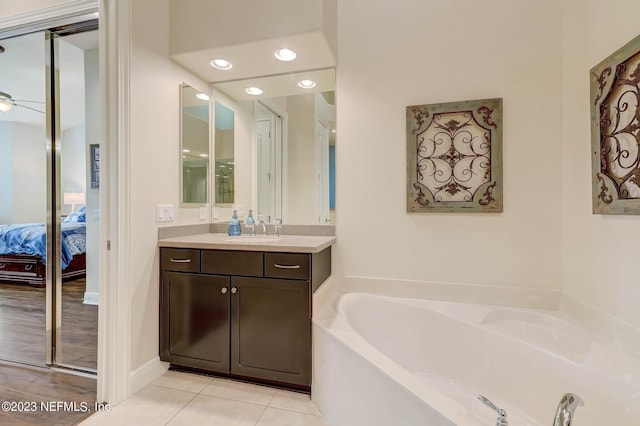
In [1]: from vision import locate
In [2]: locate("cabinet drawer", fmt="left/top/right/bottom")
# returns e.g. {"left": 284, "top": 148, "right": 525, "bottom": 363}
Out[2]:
{"left": 265, "top": 253, "right": 310, "bottom": 280}
{"left": 201, "top": 250, "right": 263, "bottom": 277}
{"left": 161, "top": 248, "right": 200, "bottom": 272}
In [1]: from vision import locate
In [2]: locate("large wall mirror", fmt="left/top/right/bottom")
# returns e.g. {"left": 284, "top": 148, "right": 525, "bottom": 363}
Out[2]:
{"left": 214, "top": 68, "right": 336, "bottom": 225}
{"left": 181, "top": 83, "right": 210, "bottom": 204}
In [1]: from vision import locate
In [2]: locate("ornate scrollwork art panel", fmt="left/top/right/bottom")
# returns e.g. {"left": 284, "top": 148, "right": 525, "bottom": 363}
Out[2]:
{"left": 407, "top": 98, "right": 503, "bottom": 213}
{"left": 591, "top": 34, "right": 640, "bottom": 214}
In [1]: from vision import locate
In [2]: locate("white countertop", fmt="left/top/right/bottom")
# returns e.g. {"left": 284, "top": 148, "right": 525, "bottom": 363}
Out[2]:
{"left": 158, "top": 233, "right": 336, "bottom": 253}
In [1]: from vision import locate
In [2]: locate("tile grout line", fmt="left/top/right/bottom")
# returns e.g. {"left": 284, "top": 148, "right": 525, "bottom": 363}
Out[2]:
{"left": 254, "top": 404, "right": 269, "bottom": 426}
{"left": 162, "top": 387, "right": 200, "bottom": 426}
{"left": 266, "top": 405, "right": 323, "bottom": 417}
{"left": 158, "top": 374, "right": 324, "bottom": 420}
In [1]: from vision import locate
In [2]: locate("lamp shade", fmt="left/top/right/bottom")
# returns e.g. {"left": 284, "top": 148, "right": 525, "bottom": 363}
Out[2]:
{"left": 63, "top": 192, "right": 85, "bottom": 205}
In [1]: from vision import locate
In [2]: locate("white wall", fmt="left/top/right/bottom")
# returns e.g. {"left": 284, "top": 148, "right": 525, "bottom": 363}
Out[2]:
{"left": 12, "top": 122, "right": 46, "bottom": 223}
{"left": 61, "top": 124, "right": 87, "bottom": 214}
{"left": 0, "top": 121, "right": 84, "bottom": 224}
{"left": 169, "top": 0, "right": 322, "bottom": 54}
{"left": 0, "top": 123, "right": 13, "bottom": 224}
{"left": 287, "top": 94, "right": 318, "bottom": 223}
{"left": 561, "top": 0, "right": 640, "bottom": 334}
{"left": 128, "top": 0, "right": 213, "bottom": 372}
{"left": 335, "top": 0, "right": 563, "bottom": 288}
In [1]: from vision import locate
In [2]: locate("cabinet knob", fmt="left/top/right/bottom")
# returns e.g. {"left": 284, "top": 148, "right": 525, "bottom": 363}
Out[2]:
{"left": 221, "top": 287, "right": 228, "bottom": 294}
{"left": 231, "top": 287, "right": 238, "bottom": 294}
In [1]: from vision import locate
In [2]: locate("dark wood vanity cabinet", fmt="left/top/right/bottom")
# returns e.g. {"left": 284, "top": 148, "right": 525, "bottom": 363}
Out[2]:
{"left": 160, "top": 246, "right": 331, "bottom": 388}
{"left": 161, "top": 272, "right": 230, "bottom": 373}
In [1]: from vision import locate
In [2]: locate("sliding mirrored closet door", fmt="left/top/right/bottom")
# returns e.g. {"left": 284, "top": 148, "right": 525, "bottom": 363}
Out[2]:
{"left": 0, "top": 31, "right": 48, "bottom": 366}
{"left": 0, "top": 23, "right": 98, "bottom": 373}
{"left": 54, "top": 26, "right": 99, "bottom": 372}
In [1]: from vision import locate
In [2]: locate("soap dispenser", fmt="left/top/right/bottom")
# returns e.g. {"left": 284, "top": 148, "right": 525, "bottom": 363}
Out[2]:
{"left": 228, "top": 210, "right": 242, "bottom": 236}
{"left": 246, "top": 209, "right": 256, "bottom": 235}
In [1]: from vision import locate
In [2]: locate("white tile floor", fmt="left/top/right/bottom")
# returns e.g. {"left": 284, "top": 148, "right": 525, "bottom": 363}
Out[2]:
{"left": 79, "top": 370, "right": 327, "bottom": 426}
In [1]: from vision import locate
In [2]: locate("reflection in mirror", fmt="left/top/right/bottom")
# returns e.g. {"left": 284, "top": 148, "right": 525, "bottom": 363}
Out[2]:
{"left": 181, "top": 83, "right": 209, "bottom": 204}
{"left": 214, "top": 69, "right": 336, "bottom": 225}
{"left": 215, "top": 102, "right": 235, "bottom": 204}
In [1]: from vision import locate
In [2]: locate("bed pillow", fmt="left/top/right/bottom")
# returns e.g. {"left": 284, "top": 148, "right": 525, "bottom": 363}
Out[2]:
{"left": 63, "top": 205, "right": 87, "bottom": 223}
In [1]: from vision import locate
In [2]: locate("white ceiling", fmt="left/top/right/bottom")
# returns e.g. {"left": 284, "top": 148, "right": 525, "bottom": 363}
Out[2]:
{"left": 0, "top": 30, "right": 97, "bottom": 130}
{"left": 214, "top": 68, "right": 335, "bottom": 102}
{"left": 171, "top": 31, "right": 336, "bottom": 84}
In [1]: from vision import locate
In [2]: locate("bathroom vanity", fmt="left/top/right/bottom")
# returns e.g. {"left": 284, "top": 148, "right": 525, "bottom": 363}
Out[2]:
{"left": 158, "top": 233, "right": 334, "bottom": 390}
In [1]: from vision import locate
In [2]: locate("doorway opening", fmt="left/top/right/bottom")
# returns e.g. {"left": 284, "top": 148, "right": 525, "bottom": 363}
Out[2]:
{"left": 0, "top": 21, "right": 99, "bottom": 375}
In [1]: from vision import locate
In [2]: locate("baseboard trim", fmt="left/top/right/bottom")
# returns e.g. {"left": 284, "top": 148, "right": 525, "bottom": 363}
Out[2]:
{"left": 83, "top": 291, "right": 99, "bottom": 305}
{"left": 128, "top": 357, "right": 169, "bottom": 397}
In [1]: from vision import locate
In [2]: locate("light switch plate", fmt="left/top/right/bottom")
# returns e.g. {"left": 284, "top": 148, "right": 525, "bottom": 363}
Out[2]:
{"left": 156, "top": 204, "right": 175, "bottom": 222}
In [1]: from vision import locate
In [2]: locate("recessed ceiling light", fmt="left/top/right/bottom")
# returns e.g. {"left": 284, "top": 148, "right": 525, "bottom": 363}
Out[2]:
{"left": 210, "top": 58, "right": 233, "bottom": 70}
{"left": 331, "top": 129, "right": 336, "bottom": 134}
{"left": 298, "top": 79, "right": 316, "bottom": 89}
{"left": 274, "top": 48, "right": 296, "bottom": 62}
{"left": 199, "top": 153, "right": 209, "bottom": 158}
{"left": 196, "top": 93, "right": 209, "bottom": 101}
{"left": 182, "top": 149, "right": 191, "bottom": 153}
{"left": 245, "top": 86, "right": 264, "bottom": 96}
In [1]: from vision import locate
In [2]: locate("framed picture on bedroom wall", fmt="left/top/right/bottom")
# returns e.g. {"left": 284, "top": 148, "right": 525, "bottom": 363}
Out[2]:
{"left": 90, "top": 144, "right": 100, "bottom": 189}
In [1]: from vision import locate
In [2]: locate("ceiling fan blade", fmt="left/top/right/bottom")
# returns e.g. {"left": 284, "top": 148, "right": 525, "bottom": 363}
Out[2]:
{"left": 14, "top": 103, "right": 45, "bottom": 114}
{"left": 12, "top": 99, "right": 45, "bottom": 104}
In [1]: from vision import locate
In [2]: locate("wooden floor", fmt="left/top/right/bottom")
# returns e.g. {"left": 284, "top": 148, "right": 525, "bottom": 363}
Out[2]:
{"left": 0, "top": 362, "right": 96, "bottom": 426}
{"left": 0, "top": 278, "right": 97, "bottom": 370}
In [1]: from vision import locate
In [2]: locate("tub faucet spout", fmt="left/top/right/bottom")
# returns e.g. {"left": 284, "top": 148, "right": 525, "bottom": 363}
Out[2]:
{"left": 478, "top": 395, "right": 507, "bottom": 426}
{"left": 553, "top": 393, "right": 583, "bottom": 426}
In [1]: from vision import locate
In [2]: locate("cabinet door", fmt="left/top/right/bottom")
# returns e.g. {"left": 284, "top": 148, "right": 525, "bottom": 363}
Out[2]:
{"left": 230, "top": 277, "right": 310, "bottom": 386}
{"left": 161, "top": 272, "right": 230, "bottom": 373}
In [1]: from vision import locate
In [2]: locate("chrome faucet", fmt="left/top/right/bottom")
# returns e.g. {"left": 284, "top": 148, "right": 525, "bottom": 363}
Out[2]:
{"left": 257, "top": 220, "right": 268, "bottom": 236}
{"left": 274, "top": 218, "right": 282, "bottom": 237}
{"left": 478, "top": 395, "right": 508, "bottom": 426}
{"left": 553, "top": 393, "right": 583, "bottom": 426}
{"left": 245, "top": 222, "right": 256, "bottom": 236}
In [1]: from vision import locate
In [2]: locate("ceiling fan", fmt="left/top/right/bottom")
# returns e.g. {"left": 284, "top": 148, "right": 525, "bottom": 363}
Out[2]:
{"left": 0, "top": 91, "right": 45, "bottom": 114}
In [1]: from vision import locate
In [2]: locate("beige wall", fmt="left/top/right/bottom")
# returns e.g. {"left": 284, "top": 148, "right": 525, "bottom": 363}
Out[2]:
{"left": 169, "top": 0, "right": 323, "bottom": 54}
{"left": 335, "top": 0, "right": 563, "bottom": 288}
{"left": 129, "top": 0, "right": 210, "bottom": 371}
{"left": 561, "top": 0, "right": 640, "bottom": 332}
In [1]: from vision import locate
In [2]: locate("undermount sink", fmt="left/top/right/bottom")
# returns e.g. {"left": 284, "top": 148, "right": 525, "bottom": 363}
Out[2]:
{"left": 224, "top": 236, "right": 282, "bottom": 243}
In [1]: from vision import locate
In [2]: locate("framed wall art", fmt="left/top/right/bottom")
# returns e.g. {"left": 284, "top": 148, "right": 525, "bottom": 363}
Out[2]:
{"left": 407, "top": 98, "right": 503, "bottom": 213}
{"left": 90, "top": 144, "right": 100, "bottom": 189}
{"left": 591, "top": 34, "right": 640, "bottom": 215}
